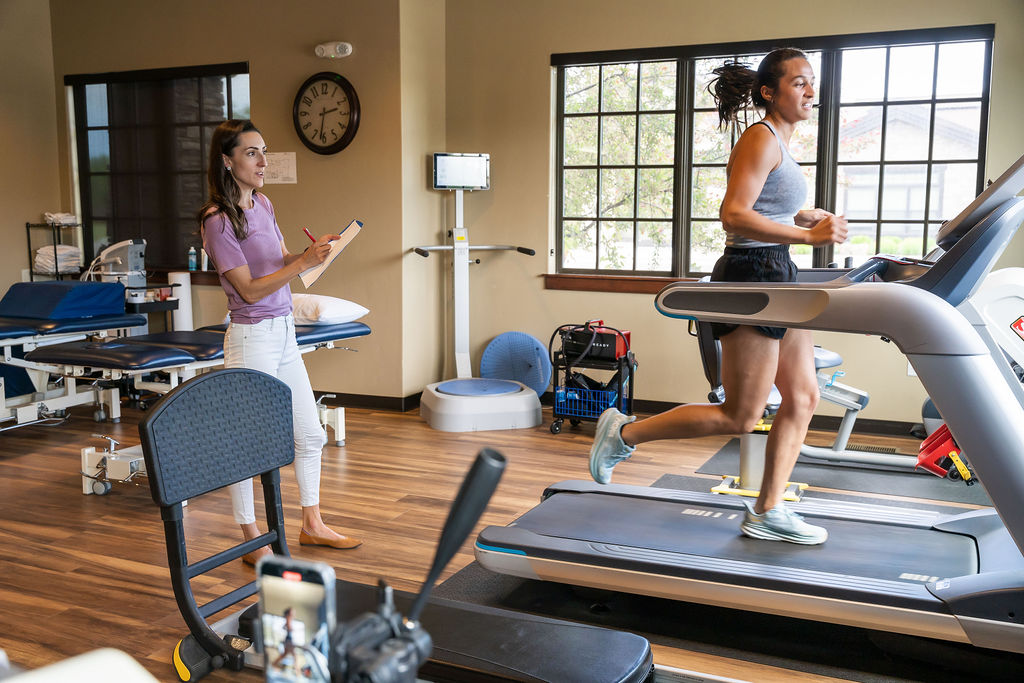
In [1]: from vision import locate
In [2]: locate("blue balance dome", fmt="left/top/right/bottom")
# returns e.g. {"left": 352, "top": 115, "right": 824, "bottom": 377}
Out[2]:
{"left": 436, "top": 378, "right": 523, "bottom": 397}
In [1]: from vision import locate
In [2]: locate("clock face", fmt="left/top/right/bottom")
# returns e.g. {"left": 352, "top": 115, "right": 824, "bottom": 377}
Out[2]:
{"left": 293, "top": 72, "right": 360, "bottom": 154}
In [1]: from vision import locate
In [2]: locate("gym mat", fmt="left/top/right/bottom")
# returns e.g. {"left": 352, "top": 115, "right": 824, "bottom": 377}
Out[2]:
{"left": 696, "top": 438, "right": 991, "bottom": 505}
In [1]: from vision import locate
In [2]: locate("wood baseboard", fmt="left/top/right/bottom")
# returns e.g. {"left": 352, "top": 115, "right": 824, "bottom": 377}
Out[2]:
{"left": 337, "top": 392, "right": 921, "bottom": 438}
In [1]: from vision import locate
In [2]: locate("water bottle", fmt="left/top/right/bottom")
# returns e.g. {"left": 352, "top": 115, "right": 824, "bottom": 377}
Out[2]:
{"left": 187, "top": 246, "right": 197, "bottom": 271}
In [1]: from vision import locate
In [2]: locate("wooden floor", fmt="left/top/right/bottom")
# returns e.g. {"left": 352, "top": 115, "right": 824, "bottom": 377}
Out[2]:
{"left": 0, "top": 402, "right": 962, "bottom": 682}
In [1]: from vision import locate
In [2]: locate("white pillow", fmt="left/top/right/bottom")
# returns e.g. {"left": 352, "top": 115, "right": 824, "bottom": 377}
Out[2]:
{"left": 291, "top": 293, "right": 369, "bottom": 325}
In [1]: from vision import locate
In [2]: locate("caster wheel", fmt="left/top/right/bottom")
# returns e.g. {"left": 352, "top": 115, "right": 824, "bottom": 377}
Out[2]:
{"left": 92, "top": 480, "right": 112, "bottom": 496}
{"left": 94, "top": 409, "right": 107, "bottom": 422}
{"left": 570, "top": 418, "right": 582, "bottom": 428}
{"left": 137, "top": 401, "right": 148, "bottom": 410}
{"left": 550, "top": 420, "right": 562, "bottom": 434}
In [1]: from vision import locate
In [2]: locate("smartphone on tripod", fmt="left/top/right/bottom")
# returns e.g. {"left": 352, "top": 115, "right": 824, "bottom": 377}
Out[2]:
{"left": 257, "top": 555, "right": 336, "bottom": 683}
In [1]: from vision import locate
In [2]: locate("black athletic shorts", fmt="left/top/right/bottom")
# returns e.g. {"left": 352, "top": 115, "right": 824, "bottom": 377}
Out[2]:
{"left": 709, "top": 244, "right": 796, "bottom": 340}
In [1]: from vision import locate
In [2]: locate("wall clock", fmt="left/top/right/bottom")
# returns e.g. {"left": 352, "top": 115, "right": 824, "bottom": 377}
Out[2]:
{"left": 292, "top": 71, "right": 360, "bottom": 154}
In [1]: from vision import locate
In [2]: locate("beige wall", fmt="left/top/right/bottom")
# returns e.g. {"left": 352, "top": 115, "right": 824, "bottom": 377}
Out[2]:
{"left": 0, "top": 0, "right": 61, "bottom": 291}
{"left": 44, "top": 0, "right": 408, "bottom": 399}
{"left": 444, "top": 0, "right": 1024, "bottom": 422}
{"left": 3, "top": 0, "right": 1021, "bottom": 420}
{"left": 399, "top": 0, "right": 448, "bottom": 395}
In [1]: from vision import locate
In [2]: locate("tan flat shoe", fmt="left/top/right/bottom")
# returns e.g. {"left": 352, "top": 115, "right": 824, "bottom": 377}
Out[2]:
{"left": 299, "top": 528, "right": 362, "bottom": 549}
{"left": 242, "top": 547, "right": 272, "bottom": 567}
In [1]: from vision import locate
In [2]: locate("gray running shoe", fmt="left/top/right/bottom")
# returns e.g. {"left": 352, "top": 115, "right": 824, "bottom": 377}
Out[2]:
{"left": 589, "top": 408, "right": 636, "bottom": 484}
{"left": 740, "top": 501, "right": 828, "bottom": 545}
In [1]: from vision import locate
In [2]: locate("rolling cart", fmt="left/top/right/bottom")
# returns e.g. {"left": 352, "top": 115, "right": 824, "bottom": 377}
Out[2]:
{"left": 548, "top": 320, "right": 636, "bottom": 434}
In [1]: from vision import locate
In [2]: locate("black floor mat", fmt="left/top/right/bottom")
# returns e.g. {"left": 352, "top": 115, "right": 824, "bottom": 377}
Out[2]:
{"left": 436, "top": 562, "right": 1021, "bottom": 682}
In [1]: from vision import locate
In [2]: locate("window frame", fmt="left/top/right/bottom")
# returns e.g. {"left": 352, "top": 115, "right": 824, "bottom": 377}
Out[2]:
{"left": 64, "top": 62, "right": 249, "bottom": 268}
{"left": 551, "top": 25, "right": 993, "bottom": 281}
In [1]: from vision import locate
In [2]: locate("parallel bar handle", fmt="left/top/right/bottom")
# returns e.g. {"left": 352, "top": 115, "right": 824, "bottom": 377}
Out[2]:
{"left": 412, "top": 244, "right": 534, "bottom": 256}
{"left": 465, "top": 244, "right": 534, "bottom": 254}
{"left": 411, "top": 245, "right": 454, "bottom": 257}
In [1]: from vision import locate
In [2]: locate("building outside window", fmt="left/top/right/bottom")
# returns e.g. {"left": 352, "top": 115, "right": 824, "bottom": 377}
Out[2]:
{"left": 553, "top": 26, "right": 991, "bottom": 278}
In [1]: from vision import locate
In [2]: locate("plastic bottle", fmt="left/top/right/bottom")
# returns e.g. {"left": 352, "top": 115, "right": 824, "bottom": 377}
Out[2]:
{"left": 187, "top": 246, "right": 197, "bottom": 271}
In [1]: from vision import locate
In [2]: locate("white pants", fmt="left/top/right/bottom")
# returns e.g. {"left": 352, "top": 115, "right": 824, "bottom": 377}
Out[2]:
{"left": 224, "top": 314, "right": 324, "bottom": 524}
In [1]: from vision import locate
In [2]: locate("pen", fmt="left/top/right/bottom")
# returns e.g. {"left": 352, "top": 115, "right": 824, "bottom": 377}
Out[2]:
{"left": 303, "top": 227, "right": 316, "bottom": 243}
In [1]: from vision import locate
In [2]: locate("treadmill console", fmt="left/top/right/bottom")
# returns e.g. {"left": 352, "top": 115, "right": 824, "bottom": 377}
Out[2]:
{"left": 845, "top": 255, "right": 933, "bottom": 284}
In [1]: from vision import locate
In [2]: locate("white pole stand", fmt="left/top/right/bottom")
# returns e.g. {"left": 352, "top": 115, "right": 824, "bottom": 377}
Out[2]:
{"left": 711, "top": 428, "right": 806, "bottom": 501}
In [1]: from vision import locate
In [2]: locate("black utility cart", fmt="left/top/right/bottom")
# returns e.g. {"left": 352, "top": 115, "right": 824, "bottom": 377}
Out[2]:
{"left": 549, "top": 320, "right": 636, "bottom": 434}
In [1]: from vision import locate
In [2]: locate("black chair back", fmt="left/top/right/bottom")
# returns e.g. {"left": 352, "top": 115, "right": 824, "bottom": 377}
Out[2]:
{"left": 138, "top": 368, "right": 295, "bottom": 679}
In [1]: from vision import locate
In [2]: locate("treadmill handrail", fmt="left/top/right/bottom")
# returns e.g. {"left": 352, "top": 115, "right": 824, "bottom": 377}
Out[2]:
{"left": 655, "top": 281, "right": 985, "bottom": 357}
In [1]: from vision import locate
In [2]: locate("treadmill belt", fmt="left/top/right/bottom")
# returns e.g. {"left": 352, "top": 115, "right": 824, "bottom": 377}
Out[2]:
{"left": 516, "top": 492, "right": 977, "bottom": 584}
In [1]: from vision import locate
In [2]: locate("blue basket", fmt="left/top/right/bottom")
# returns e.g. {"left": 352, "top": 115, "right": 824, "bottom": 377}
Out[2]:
{"left": 554, "top": 386, "right": 619, "bottom": 419}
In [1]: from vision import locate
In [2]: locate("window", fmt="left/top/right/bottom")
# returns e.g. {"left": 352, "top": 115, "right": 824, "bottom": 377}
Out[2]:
{"left": 553, "top": 26, "right": 991, "bottom": 277}
{"left": 66, "top": 63, "right": 250, "bottom": 269}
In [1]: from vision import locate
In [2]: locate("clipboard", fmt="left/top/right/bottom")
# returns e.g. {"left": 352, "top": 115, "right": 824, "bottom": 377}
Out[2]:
{"left": 299, "top": 219, "right": 362, "bottom": 289}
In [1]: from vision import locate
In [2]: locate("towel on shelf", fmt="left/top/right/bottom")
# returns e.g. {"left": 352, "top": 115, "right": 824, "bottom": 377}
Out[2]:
{"left": 34, "top": 244, "right": 82, "bottom": 274}
{"left": 42, "top": 212, "right": 79, "bottom": 225}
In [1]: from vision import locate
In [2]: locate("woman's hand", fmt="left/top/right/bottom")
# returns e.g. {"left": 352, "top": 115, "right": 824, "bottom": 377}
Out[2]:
{"left": 795, "top": 208, "right": 832, "bottom": 228}
{"left": 806, "top": 213, "right": 848, "bottom": 246}
{"left": 299, "top": 233, "right": 341, "bottom": 268}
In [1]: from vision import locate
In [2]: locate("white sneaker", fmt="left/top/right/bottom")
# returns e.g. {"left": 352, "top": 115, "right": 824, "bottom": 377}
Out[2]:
{"left": 740, "top": 501, "right": 828, "bottom": 545}
{"left": 588, "top": 408, "right": 636, "bottom": 484}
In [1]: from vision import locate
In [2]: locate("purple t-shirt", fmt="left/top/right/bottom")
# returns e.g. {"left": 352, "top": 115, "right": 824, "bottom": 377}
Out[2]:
{"left": 202, "top": 193, "right": 293, "bottom": 324}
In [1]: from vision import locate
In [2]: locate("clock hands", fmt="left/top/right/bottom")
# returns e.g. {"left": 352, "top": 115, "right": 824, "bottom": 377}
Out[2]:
{"left": 313, "top": 107, "right": 343, "bottom": 142}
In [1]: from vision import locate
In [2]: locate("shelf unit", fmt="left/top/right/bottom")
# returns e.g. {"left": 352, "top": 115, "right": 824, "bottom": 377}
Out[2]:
{"left": 26, "top": 221, "right": 83, "bottom": 281}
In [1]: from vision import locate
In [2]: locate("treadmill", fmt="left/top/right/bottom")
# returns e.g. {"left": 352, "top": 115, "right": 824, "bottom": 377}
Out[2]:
{"left": 476, "top": 153, "right": 1024, "bottom": 655}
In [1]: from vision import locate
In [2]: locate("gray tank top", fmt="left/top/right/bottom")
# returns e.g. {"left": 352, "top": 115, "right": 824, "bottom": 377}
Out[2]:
{"left": 725, "top": 120, "right": 807, "bottom": 249}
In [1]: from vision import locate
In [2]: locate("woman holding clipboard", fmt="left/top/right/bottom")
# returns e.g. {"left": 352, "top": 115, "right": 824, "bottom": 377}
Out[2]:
{"left": 199, "top": 119, "right": 362, "bottom": 566}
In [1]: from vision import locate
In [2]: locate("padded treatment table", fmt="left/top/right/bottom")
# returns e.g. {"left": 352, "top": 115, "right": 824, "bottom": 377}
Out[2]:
{"left": 23, "top": 321, "right": 372, "bottom": 494}
{"left": 23, "top": 322, "right": 371, "bottom": 378}
{"left": 0, "top": 281, "right": 146, "bottom": 430}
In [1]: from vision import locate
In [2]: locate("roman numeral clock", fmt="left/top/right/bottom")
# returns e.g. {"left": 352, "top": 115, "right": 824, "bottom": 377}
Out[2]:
{"left": 293, "top": 72, "right": 360, "bottom": 154}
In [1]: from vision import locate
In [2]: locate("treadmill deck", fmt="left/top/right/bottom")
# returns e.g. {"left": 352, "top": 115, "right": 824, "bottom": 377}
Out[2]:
{"left": 478, "top": 483, "right": 985, "bottom": 614}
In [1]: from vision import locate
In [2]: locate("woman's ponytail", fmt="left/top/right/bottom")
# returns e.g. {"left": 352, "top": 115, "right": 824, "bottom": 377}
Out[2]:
{"left": 707, "top": 47, "right": 808, "bottom": 128}
{"left": 708, "top": 62, "right": 758, "bottom": 128}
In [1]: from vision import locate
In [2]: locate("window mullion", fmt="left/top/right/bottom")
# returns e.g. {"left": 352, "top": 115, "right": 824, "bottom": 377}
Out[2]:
{"left": 976, "top": 40, "right": 993, "bottom": 193}
{"left": 678, "top": 58, "right": 694, "bottom": 277}
{"left": 813, "top": 49, "right": 840, "bottom": 267}
{"left": 554, "top": 67, "right": 566, "bottom": 274}
{"left": 633, "top": 64, "right": 641, "bottom": 271}
{"left": 595, "top": 66, "right": 604, "bottom": 271}
{"left": 923, "top": 44, "right": 939, "bottom": 256}
{"left": 875, "top": 47, "right": 892, "bottom": 255}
